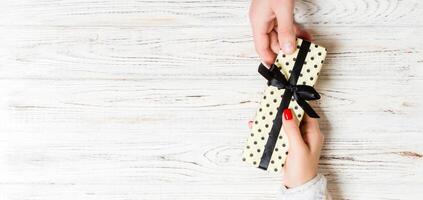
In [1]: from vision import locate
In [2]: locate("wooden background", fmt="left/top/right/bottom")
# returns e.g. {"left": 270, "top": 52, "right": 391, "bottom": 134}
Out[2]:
{"left": 0, "top": 0, "right": 422, "bottom": 199}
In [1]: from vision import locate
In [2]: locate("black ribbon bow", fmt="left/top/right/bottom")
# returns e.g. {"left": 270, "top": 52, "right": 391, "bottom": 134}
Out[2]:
{"left": 258, "top": 63, "right": 321, "bottom": 118}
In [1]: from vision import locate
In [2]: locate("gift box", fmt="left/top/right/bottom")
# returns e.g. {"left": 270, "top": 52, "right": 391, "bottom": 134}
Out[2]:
{"left": 242, "top": 38, "right": 327, "bottom": 172}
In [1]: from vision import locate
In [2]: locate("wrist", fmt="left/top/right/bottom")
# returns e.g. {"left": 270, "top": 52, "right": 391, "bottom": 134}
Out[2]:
{"left": 283, "top": 172, "right": 318, "bottom": 188}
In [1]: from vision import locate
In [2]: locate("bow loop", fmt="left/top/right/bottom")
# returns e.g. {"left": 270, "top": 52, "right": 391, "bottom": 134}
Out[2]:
{"left": 269, "top": 64, "right": 289, "bottom": 86}
{"left": 295, "top": 85, "right": 321, "bottom": 100}
{"left": 258, "top": 63, "right": 320, "bottom": 118}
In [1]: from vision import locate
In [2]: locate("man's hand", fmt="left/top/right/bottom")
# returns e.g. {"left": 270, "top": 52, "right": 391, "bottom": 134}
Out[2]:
{"left": 249, "top": 0, "right": 312, "bottom": 66}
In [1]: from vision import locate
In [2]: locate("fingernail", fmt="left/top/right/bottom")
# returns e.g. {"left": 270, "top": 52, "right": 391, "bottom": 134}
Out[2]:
{"left": 282, "top": 42, "right": 295, "bottom": 54}
{"left": 283, "top": 109, "right": 293, "bottom": 120}
{"left": 261, "top": 61, "right": 271, "bottom": 69}
{"left": 248, "top": 120, "right": 253, "bottom": 129}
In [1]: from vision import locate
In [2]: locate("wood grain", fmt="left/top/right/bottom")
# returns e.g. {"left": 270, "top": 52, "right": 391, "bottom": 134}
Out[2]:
{"left": 1, "top": 0, "right": 423, "bottom": 200}
{"left": 0, "top": 0, "right": 422, "bottom": 27}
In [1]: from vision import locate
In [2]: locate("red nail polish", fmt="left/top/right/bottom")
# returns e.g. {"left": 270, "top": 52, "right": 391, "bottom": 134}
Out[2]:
{"left": 248, "top": 120, "right": 253, "bottom": 129}
{"left": 283, "top": 109, "right": 293, "bottom": 120}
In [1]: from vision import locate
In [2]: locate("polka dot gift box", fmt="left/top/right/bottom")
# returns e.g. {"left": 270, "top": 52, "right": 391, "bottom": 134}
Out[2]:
{"left": 242, "top": 38, "right": 327, "bottom": 173}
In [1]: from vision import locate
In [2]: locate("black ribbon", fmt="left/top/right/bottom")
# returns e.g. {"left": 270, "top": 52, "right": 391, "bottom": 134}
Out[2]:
{"left": 258, "top": 40, "right": 320, "bottom": 170}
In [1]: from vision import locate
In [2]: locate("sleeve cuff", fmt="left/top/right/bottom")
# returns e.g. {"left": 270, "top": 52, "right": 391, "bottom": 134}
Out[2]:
{"left": 277, "top": 174, "right": 329, "bottom": 200}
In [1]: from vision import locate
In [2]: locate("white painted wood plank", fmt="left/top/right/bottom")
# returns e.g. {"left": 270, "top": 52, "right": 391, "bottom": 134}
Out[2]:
{"left": 0, "top": 0, "right": 422, "bottom": 27}
{"left": 0, "top": 26, "right": 422, "bottom": 80}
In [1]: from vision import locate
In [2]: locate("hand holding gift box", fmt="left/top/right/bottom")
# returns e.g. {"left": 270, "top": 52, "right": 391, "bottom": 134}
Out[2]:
{"left": 242, "top": 38, "right": 327, "bottom": 172}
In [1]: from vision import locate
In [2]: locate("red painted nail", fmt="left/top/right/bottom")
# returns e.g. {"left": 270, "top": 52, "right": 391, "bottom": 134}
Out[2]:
{"left": 283, "top": 109, "right": 293, "bottom": 120}
{"left": 248, "top": 120, "right": 253, "bottom": 129}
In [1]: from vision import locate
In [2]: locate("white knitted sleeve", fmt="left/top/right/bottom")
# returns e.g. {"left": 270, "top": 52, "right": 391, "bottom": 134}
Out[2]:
{"left": 276, "top": 174, "right": 331, "bottom": 200}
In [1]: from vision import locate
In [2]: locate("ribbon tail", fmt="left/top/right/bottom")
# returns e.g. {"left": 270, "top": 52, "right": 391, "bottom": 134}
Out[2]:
{"left": 295, "top": 97, "right": 320, "bottom": 118}
{"left": 258, "top": 63, "right": 273, "bottom": 82}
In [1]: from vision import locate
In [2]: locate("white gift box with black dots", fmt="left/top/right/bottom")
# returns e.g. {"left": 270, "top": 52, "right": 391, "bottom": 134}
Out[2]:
{"left": 242, "top": 38, "right": 327, "bottom": 173}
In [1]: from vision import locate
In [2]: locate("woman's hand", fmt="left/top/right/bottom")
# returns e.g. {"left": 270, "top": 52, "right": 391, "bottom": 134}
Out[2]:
{"left": 249, "top": 0, "right": 312, "bottom": 66}
{"left": 248, "top": 108, "right": 324, "bottom": 188}
{"left": 281, "top": 108, "right": 324, "bottom": 188}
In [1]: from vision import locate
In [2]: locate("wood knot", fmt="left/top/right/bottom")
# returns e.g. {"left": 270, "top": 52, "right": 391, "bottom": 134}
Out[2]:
{"left": 396, "top": 151, "right": 422, "bottom": 159}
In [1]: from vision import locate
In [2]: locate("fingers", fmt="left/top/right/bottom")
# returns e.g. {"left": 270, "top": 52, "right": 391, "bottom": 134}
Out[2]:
{"left": 273, "top": 25, "right": 313, "bottom": 50}
{"left": 252, "top": 32, "right": 276, "bottom": 66}
{"left": 273, "top": 0, "right": 296, "bottom": 54}
{"left": 301, "top": 114, "right": 324, "bottom": 155}
{"left": 269, "top": 30, "right": 280, "bottom": 54}
{"left": 282, "top": 108, "right": 307, "bottom": 151}
{"left": 249, "top": 0, "right": 276, "bottom": 66}
{"left": 301, "top": 113, "right": 320, "bottom": 131}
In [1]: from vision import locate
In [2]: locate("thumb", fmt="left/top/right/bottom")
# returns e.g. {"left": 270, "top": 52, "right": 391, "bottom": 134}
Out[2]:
{"left": 282, "top": 108, "right": 307, "bottom": 151}
{"left": 274, "top": 0, "right": 296, "bottom": 54}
